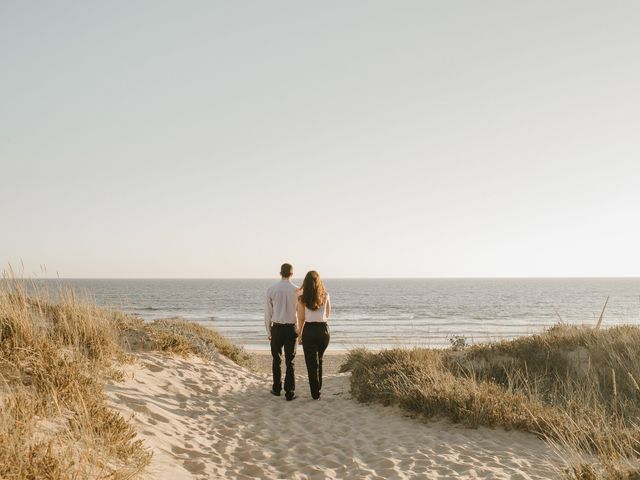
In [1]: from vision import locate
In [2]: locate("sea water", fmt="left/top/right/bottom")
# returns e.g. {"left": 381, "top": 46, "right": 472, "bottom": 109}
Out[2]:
{"left": 34, "top": 278, "right": 640, "bottom": 351}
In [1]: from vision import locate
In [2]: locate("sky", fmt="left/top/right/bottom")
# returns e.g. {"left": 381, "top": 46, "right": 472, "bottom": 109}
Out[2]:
{"left": 1, "top": 1, "right": 640, "bottom": 278}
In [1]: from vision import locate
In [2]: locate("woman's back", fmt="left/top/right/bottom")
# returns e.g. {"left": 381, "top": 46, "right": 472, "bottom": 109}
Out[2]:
{"left": 304, "top": 294, "right": 330, "bottom": 322}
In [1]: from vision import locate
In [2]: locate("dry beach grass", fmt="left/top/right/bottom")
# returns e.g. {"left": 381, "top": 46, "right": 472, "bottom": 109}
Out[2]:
{"left": 0, "top": 277, "right": 251, "bottom": 479}
{"left": 0, "top": 279, "right": 151, "bottom": 479}
{"left": 342, "top": 324, "right": 640, "bottom": 479}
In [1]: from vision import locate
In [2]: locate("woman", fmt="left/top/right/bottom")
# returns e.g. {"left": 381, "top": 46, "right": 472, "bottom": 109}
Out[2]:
{"left": 297, "top": 270, "right": 331, "bottom": 400}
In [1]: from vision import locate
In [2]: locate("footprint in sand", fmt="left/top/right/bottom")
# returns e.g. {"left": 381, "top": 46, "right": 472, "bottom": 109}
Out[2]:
{"left": 144, "top": 362, "right": 164, "bottom": 373}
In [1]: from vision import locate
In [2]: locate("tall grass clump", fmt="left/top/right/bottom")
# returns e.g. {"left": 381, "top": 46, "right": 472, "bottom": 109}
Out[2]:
{"left": 117, "top": 315, "right": 254, "bottom": 369}
{"left": 342, "top": 324, "right": 640, "bottom": 478}
{"left": 0, "top": 273, "right": 254, "bottom": 479}
{"left": 0, "top": 277, "right": 150, "bottom": 479}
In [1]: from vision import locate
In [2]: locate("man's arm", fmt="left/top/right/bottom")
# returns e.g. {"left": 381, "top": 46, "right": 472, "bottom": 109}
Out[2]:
{"left": 264, "top": 294, "right": 273, "bottom": 338}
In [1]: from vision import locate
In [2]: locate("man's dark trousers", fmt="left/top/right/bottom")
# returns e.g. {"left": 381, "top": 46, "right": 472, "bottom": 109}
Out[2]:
{"left": 270, "top": 323, "right": 297, "bottom": 397}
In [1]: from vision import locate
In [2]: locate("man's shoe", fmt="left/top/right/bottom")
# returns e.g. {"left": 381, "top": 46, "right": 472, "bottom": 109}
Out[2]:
{"left": 285, "top": 393, "right": 296, "bottom": 401}
{"left": 270, "top": 389, "right": 281, "bottom": 397}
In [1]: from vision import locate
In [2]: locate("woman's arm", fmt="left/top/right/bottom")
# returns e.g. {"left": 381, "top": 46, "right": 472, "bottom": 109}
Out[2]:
{"left": 325, "top": 294, "right": 331, "bottom": 319}
{"left": 297, "top": 299, "right": 306, "bottom": 343}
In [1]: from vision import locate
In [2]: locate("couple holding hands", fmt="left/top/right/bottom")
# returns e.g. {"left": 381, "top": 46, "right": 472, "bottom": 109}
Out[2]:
{"left": 264, "top": 263, "right": 331, "bottom": 401}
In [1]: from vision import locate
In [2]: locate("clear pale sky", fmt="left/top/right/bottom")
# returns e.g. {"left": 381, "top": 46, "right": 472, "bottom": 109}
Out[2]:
{"left": 1, "top": 1, "right": 639, "bottom": 278}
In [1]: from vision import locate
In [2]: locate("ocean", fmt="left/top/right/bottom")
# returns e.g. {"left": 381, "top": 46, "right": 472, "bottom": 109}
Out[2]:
{"left": 33, "top": 278, "right": 640, "bottom": 351}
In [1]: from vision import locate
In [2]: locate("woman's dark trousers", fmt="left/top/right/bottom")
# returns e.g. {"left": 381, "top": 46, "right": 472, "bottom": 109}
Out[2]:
{"left": 270, "top": 323, "right": 297, "bottom": 398}
{"left": 302, "top": 322, "right": 330, "bottom": 399}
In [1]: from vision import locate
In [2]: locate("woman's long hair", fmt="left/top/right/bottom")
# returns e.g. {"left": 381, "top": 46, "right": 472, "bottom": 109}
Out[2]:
{"left": 300, "top": 271, "right": 327, "bottom": 311}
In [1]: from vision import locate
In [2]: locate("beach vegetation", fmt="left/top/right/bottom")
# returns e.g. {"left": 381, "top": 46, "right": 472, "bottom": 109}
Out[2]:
{"left": 0, "top": 278, "right": 150, "bottom": 479}
{"left": 342, "top": 324, "right": 640, "bottom": 479}
{"left": 0, "top": 276, "right": 252, "bottom": 478}
{"left": 117, "top": 315, "right": 254, "bottom": 368}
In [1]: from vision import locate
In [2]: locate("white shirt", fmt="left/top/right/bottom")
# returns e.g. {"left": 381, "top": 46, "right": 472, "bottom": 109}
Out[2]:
{"left": 304, "top": 293, "right": 330, "bottom": 323}
{"left": 264, "top": 278, "right": 299, "bottom": 334}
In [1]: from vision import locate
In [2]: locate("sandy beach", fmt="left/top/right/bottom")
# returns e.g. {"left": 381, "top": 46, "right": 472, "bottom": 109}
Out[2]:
{"left": 248, "top": 350, "right": 347, "bottom": 376}
{"left": 107, "top": 350, "right": 561, "bottom": 479}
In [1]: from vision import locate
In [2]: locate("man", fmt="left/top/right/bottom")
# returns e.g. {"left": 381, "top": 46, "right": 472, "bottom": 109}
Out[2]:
{"left": 264, "top": 263, "right": 300, "bottom": 401}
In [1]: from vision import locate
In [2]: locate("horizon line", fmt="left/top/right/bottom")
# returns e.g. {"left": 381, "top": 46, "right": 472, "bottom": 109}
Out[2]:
{"left": 12, "top": 275, "right": 640, "bottom": 281}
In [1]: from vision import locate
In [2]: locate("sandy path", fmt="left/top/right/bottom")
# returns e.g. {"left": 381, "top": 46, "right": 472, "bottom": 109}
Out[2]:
{"left": 107, "top": 352, "right": 561, "bottom": 479}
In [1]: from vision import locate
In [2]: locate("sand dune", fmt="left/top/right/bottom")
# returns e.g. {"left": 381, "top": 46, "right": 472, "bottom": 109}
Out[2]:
{"left": 107, "top": 352, "right": 561, "bottom": 479}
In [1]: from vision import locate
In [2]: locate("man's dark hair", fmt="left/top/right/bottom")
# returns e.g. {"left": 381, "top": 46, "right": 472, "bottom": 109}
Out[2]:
{"left": 280, "top": 263, "right": 293, "bottom": 278}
